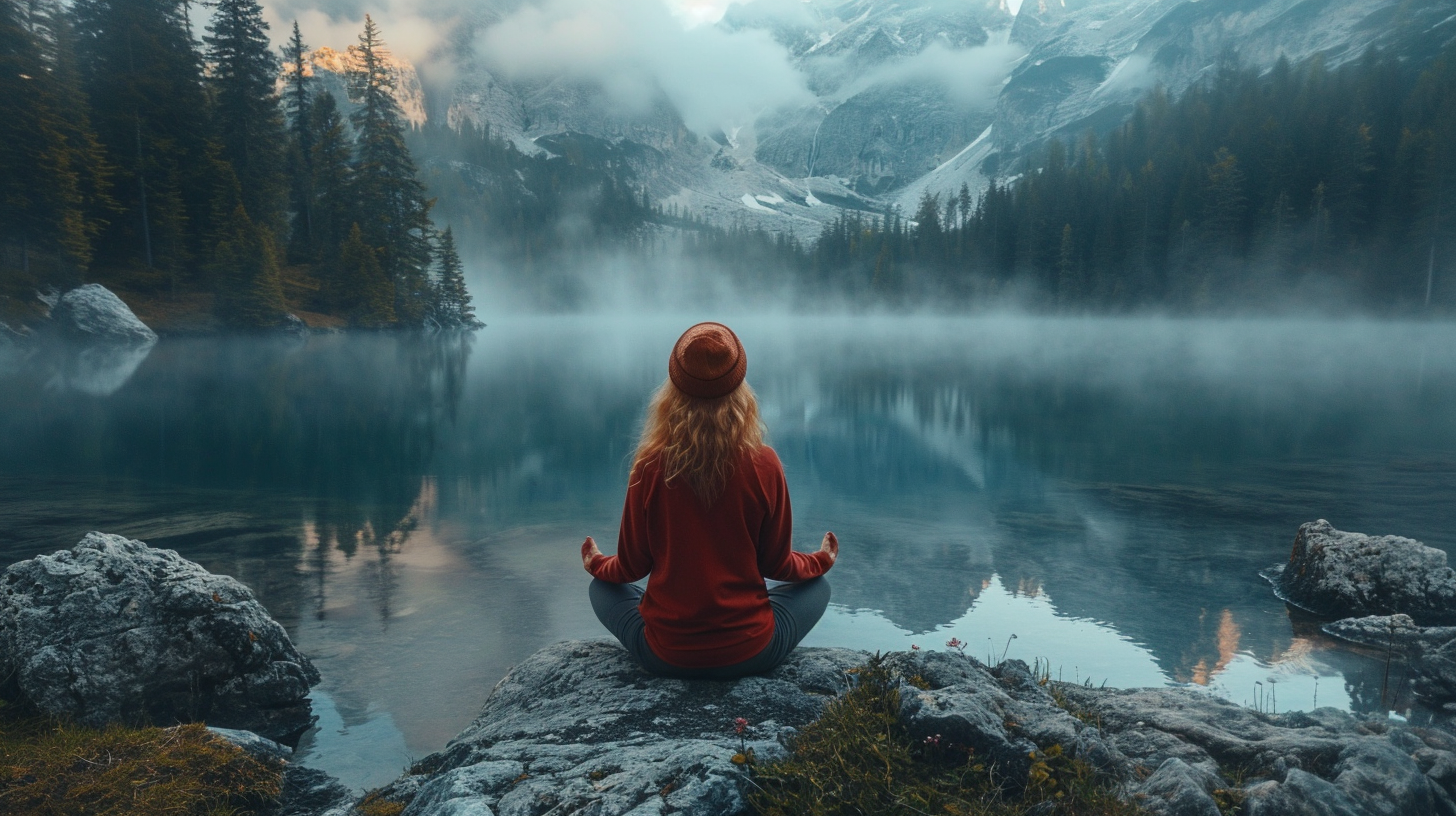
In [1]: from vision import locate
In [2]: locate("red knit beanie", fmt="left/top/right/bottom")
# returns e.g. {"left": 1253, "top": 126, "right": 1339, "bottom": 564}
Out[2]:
{"left": 668, "top": 322, "right": 746, "bottom": 399}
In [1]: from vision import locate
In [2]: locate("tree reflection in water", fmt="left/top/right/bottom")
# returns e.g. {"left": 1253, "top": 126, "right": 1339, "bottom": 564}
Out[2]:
{"left": 2, "top": 317, "right": 1456, "bottom": 786}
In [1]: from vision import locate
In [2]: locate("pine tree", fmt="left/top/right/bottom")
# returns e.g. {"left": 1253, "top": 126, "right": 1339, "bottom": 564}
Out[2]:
{"left": 0, "top": 0, "right": 100, "bottom": 278}
{"left": 204, "top": 0, "right": 286, "bottom": 234}
{"left": 210, "top": 204, "right": 286, "bottom": 327}
{"left": 1057, "top": 223, "right": 1078, "bottom": 306}
{"left": 347, "top": 15, "right": 432, "bottom": 326}
{"left": 338, "top": 222, "right": 394, "bottom": 327}
{"left": 431, "top": 226, "right": 478, "bottom": 327}
{"left": 73, "top": 0, "right": 215, "bottom": 280}
{"left": 307, "top": 90, "right": 352, "bottom": 302}
{"left": 282, "top": 20, "right": 314, "bottom": 261}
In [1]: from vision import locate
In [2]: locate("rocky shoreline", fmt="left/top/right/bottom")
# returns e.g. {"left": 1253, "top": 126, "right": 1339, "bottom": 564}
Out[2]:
{"left": 4, "top": 526, "right": 1456, "bottom": 816}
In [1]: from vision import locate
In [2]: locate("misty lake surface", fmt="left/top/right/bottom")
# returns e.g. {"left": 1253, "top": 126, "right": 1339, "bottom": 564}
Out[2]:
{"left": 3, "top": 315, "right": 1456, "bottom": 791}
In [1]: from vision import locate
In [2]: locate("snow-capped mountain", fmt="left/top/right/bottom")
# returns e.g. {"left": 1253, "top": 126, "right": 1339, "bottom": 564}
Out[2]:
{"left": 346, "top": 0, "right": 1456, "bottom": 238}
{"left": 281, "top": 46, "right": 428, "bottom": 128}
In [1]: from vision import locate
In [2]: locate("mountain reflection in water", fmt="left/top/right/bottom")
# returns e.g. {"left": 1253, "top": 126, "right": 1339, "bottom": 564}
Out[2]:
{"left": 1, "top": 316, "right": 1454, "bottom": 791}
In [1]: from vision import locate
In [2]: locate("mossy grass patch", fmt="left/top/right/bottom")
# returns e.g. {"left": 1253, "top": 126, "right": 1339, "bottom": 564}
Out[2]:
{"left": 748, "top": 655, "right": 1146, "bottom": 816}
{"left": 0, "top": 699, "right": 283, "bottom": 816}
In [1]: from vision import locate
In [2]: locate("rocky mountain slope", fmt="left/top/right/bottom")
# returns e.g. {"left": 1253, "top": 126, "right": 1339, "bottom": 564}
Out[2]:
{"left": 300, "top": 0, "right": 1456, "bottom": 238}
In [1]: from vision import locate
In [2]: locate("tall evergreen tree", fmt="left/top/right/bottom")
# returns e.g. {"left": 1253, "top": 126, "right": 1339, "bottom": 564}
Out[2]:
{"left": 307, "top": 89, "right": 352, "bottom": 295}
{"left": 431, "top": 226, "right": 477, "bottom": 327}
{"left": 73, "top": 0, "right": 215, "bottom": 281}
{"left": 338, "top": 222, "right": 394, "bottom": 327}
{"left": 1, "top": 0, "right": 107, "bottom": 279}
{"left": 204, "top": 0, "right": 286, "bottom": 234}
{"left": 210, "top": 203, "right": 286, "bottom": 327}
{"left": 347, "top": 15, "right": 432, "bottom": 326}
{"left": 282, "top": 20, "right": 314, "bottom": 261}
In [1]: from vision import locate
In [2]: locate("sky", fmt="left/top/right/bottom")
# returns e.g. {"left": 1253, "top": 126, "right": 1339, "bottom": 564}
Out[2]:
{"left": 255, "top": 0, "right": 1030, "bottom": 132}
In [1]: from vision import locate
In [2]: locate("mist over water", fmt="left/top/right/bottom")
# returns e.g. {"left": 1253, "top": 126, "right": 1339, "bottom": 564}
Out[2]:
{"left": 2, "top": 314, "right": 1455, "bottom": 789}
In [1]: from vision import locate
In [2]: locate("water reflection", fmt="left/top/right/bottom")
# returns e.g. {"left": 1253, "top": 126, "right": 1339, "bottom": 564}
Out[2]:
{"left": 1, "top": 317, "right": 1454, "bottom": 789}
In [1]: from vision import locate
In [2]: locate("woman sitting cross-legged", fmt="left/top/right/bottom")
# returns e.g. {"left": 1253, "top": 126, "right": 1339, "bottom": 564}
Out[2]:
{"left": 581, "top": 321, "right": 838, "bottom": 679}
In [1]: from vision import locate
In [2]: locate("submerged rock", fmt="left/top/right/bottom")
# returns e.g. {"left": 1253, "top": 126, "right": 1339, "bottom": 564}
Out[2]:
{"left": 365, "top": 640, "right": 1456, "bottom": 816}
{"left": 1322, "top": 614, "right": 1456, "bottom": 657}
{"left": 1264, "top": 520, "right": 1456, "bottom": 625}
{"left": 1322, "top": 615, "right": 1456, "bottom": 707}
{"left": 0, "top": 532, "right": 320, "bottom": 743}
{"left": 48, "top": 283, "right": 157, "bottom": 344}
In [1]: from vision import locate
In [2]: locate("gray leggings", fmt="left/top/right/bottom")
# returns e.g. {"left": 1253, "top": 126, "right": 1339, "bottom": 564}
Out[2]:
{"left": 588, "top": 577, "right": 831, "bottom": 679}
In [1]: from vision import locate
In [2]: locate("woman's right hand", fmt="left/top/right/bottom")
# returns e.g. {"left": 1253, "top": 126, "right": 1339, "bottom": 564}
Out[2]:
{"left": 819, "top": 531, "right": 839, "bottom": 564}
{"left": 581, "top": 536, "right": 603, "bottom": 571}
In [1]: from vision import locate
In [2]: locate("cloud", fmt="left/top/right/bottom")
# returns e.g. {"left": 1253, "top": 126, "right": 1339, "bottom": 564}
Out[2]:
{"left": 261, "top": 0, "right": 454, "bottom": 57}
{"left": 475, "top": 0, "right": 813, "bottom": 133}
{"left": 851, "top": 41, "right": 1025, "bottom": 107}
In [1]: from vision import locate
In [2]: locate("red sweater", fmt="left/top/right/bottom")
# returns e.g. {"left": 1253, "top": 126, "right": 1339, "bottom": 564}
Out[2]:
{"left": 587, "top": 445, "right": 834, "bottom": 668}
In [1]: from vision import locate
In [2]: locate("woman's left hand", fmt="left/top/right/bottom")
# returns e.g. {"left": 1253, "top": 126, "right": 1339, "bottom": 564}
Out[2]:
{"left": 581, "top": 536, "right": 603, "bottom": 571}
{"left": 819, "top": 531, "right": 839, "bottom": 564}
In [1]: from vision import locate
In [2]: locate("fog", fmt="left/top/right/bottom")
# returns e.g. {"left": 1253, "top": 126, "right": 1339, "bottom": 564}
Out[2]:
{"left": 475, "top": 0, "right": 812, "bottom": 133}
{"left": 4, "top": 316, "right": 1454, "bottom": 787}
{"left": 255, "top": 0, "right": 1029, "bottom": 130}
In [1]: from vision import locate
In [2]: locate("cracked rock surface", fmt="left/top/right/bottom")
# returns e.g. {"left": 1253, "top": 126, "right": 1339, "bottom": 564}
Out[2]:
{"left": 0, "top": 532, "right": 320, "bottom": 743}
{"left": 357, "top": 641, "right": 1456, "bottom": 816}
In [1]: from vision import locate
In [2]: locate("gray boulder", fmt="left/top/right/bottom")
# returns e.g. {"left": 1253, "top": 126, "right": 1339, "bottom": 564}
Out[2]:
{"left": 1265, "top": 520, "right": 1456, "bottom": 625}
{"left": 281, "top": 313, "right": 311, "bottom": 338}
{"left": 1059, "top": 684, "right": 1456, "bottom": 816}
{"left": 0, "top": 532, "right": 320, "bottom": 742}
{"left": 887, "top": 651, "right": 1122, "bottom": 789}
{"left": 368, "top": 640, "right": 867, "bottom": 816}
{"left": 1134, "top": 758, "right": 1222, "bottom": 816}
{"left": 1413, "top": 639, "right": 1456, "bottom": 706}
{"left": 48, "top": 283, "right": 158, "bottom": 344}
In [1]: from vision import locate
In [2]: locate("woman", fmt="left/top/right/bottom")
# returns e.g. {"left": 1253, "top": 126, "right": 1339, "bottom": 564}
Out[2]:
{"left": 581, "top": 322, "right": 838, "bottom": 679}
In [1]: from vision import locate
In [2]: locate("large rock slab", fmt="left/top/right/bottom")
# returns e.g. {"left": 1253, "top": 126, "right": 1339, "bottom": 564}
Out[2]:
{"left": 0, "top": 532, "right": 320, "bottom": 743}
{"left": 368, "top": 641, "right": 1456, "bottom": 816}
{"left": 1265, "top": 520, "right": 1456, "bottom": 625}
{"left": 368, "top": 640, "right": 867, "bottom": 816}
{"left": 48, "top": 283, "right": 157, "bottom": 344}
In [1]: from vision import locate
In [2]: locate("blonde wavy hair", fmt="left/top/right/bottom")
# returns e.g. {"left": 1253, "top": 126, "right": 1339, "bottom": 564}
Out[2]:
{"left": 632, "top": 380, "right": 766, "bottom": 503}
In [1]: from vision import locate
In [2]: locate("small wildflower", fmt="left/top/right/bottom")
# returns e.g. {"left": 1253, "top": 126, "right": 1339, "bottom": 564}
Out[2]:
{"left": 923, "top": 733, "right": 942, "bottom": 747}
{"left": 911, "top": 644, "right": 920, "bottom": 651}
{"left": 946, "top": 637, "right": 966, "bottom": 654}
{"left": 733, "top": 717, "right": 748, "bottom": 735}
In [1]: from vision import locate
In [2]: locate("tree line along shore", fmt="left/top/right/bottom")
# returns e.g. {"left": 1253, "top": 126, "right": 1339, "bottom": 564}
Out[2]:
{"left": 1, "top": 0, "right": 476, "bottom": 332}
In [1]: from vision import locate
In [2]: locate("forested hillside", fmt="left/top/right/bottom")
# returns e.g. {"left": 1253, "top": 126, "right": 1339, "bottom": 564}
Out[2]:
{"left": 3, "top": 0, "right": 1452, "bottom": 318}
{"left": 0, "top": 0, "right": 477, "bottom": 330}
{"left": 805, "top": 48, "right": 1456, "bottom": 311}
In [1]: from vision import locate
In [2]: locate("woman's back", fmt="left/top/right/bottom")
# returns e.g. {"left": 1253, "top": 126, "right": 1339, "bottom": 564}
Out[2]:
{"left": 589, "top": 445, "right": 831, "bottom": 668}
{"left": 581, "top": 321, "right": 837, "bottom": 678}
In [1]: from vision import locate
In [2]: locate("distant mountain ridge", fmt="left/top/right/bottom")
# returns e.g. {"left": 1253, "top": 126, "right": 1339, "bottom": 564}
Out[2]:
{"left": 297, "top": 0, "right": 1456, "bottom": 238}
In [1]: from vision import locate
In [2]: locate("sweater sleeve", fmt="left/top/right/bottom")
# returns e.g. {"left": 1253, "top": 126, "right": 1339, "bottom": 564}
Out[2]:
{"left": 756, "top": 449, "right": 834, "bottom": 582}
{"left": 587, "top": 472, "right": 654, "bottom": 583}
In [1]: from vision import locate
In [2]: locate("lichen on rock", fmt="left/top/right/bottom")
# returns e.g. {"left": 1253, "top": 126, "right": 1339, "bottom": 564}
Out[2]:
{"left": 0, "top": 532, "right": 320, "bottom": 743}
{"left": 1265, "top": 519, "right": 1456, "bottom": 625}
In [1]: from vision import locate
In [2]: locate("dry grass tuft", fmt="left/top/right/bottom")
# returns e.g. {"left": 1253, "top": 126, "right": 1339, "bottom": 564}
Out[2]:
{"left": 749, "top": 655, "right": 1145, "bottom": 816}
{"left": 0, "top": 704, "right": 282, "bottom": 816}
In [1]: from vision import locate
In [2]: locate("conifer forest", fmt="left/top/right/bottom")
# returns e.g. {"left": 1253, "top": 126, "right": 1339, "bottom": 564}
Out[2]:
{"left": 1, "top": 0, "right": 1454, "bottom": 317}
{"left": 0, "top": 0, "right": 476, "bottom": 328}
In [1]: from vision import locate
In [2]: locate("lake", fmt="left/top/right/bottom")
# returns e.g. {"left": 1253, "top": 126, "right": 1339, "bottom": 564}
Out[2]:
{"left": 2, "top": 315, "right": 1455, "bottom": 791}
